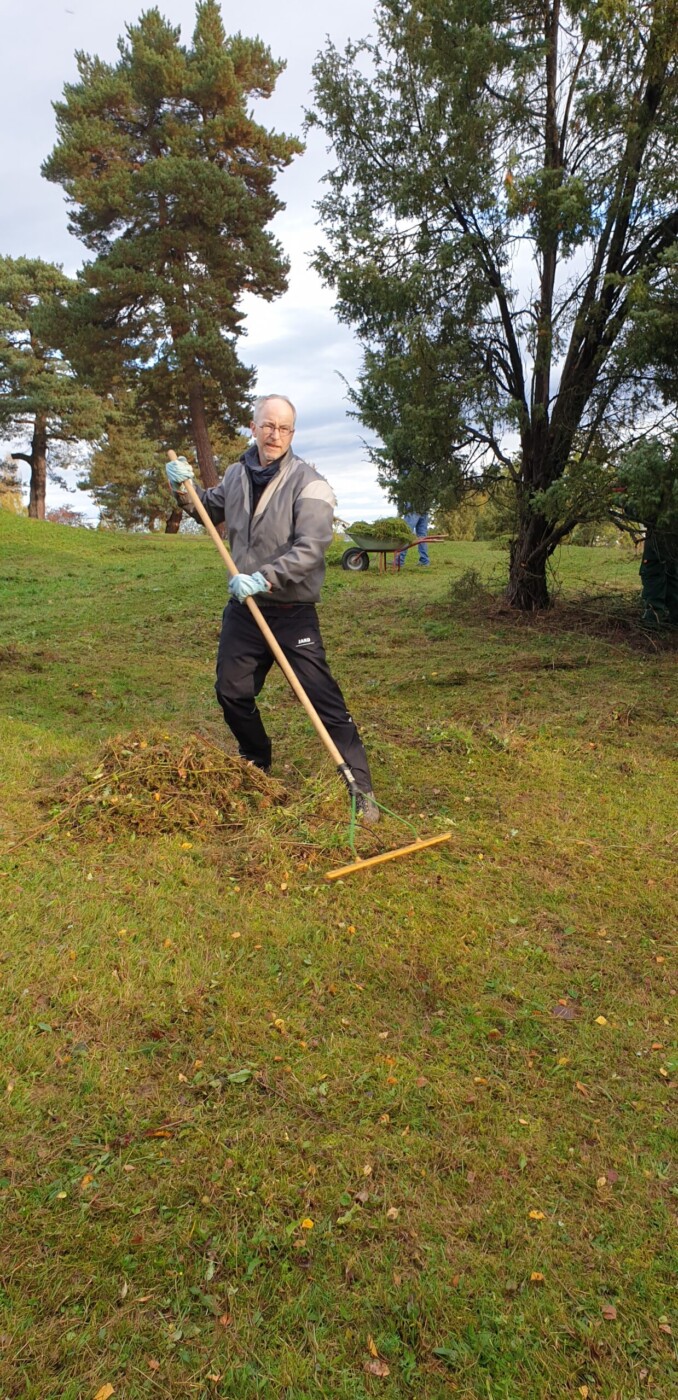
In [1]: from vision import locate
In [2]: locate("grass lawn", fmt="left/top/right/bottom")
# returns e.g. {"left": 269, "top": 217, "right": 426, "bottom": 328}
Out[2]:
{"left": 0, "top": 513, "right": 676, "bottom": 1399}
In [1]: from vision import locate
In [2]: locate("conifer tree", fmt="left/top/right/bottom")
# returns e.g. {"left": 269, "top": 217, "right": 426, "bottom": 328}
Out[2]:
{"left": 43, "top": 1, "right": 302, "bottom": 489}
{"left": 83, "top": 391, "right": 248, "bottom": 530}
{"left": 0, "top": 257, "right": 104, "bottom": 519}
{"left": 310, "top": 0, "right": 678, "bottom": 608}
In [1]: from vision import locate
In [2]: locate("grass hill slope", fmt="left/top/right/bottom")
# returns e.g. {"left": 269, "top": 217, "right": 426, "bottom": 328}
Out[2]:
{"left": 1, "top": 513, "right": 676, "bottom": 1398}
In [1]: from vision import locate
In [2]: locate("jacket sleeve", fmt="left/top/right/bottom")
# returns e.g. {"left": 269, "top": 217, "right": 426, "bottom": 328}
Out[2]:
{"left": 188, "top": 476, "right": 228, "bottom": 526}
{"left": 260, "top": 477, "right": 336, "bottom": 590}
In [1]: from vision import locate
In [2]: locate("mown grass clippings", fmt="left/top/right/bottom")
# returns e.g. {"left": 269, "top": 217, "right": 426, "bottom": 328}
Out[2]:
{"left": 52, "top": 730, "right": 285, "bottom": 839}
{"left": 491, "top": 590, "right": 678, "bottom": 652}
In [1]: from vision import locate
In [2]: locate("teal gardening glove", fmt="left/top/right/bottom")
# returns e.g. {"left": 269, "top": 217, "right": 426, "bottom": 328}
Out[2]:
{"left": 228, "top": 572, "right": 270, "bottom": 603}
{"left": 165, "top": 455, "right": 194, "bottom": 504}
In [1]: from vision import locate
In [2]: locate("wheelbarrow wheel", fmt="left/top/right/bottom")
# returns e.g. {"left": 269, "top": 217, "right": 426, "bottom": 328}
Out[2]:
{"left": 341, "top": 547, "right": 370, "bottom": 571}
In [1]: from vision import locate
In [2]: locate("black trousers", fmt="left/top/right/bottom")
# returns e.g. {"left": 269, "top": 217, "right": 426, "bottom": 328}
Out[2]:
{"left": 215, "top": 601, "right": 373, "bottom": 791}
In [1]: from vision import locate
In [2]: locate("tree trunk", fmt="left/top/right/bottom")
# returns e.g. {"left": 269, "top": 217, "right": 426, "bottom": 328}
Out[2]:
{"left": 165, "top": 508, "right": 183, "bottom": 534}
{"left": 506, "top": 511, "right": 553, "bottom": 610}
{"left": 28, "top": 415, "right": 48, "bottom": 520}
{"left": 188, "top": 382, "right": 219, "bottom": 487}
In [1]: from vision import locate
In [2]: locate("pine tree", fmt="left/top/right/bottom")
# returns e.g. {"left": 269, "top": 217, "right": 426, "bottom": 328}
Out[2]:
{"left": 310, "top": 0, "right": 678, "bottom": 608}
{"left": 83, "top": 391, "right": 248, "bottom": 530}
{"left": 43, "top": 1, "right": 302, "bottom": 489}
{"left": 0, "top": 257, "right": 104, "bottom": 519}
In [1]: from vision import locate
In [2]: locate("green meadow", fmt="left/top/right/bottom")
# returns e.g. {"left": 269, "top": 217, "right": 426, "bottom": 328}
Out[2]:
{"left": 0, "top": 512, "right": 675, "bottom": 1399}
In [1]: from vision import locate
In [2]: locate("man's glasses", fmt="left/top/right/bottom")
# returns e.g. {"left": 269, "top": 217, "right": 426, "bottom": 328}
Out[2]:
{"left": 258, "top": 421, "right": 294, "bottom": 437}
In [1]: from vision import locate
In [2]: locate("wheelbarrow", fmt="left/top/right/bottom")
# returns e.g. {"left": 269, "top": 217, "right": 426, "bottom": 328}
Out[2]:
{"left": 341, "top": 530, "right": 448, "bottom": 573}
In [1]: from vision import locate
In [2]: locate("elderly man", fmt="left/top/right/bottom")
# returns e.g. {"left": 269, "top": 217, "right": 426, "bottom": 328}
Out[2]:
{"left": 166, "top": 395, "right": 378, "bottom": 821}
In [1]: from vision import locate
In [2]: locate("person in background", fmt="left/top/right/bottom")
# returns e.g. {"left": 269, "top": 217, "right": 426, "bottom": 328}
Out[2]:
{"left": 639, "top": 525, "right": 678, "bottom": 630}
{"left": 396, "top": 505, "right": 430, "bottom": 568}
{"left": 165, "top": 395, "right": 379, "bottom": 822}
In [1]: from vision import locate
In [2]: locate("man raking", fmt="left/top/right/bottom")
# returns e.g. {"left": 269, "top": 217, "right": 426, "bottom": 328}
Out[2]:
{"left": 166, "top": 395, "right": 379, "bottom": 823}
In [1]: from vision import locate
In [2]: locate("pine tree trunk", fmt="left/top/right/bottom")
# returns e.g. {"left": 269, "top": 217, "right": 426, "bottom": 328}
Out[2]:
{"left": 188, "top": 382, "right": 218, "bottom": 487}
{"left": 28, "top": 416, "right": 48, "bottom": 520}
{"left": 506, "top": 511, "right": 552, "bottom": 610}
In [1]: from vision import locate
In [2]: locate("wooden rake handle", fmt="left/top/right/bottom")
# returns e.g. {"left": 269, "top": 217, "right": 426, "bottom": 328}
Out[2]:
{"left": 170, "top": 461, "right": 349, "bottom": 774}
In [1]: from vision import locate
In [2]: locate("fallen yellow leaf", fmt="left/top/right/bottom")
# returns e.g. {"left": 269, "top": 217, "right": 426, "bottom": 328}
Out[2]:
{"left": 528, "top": 1210, "right": 545, "bottom": 1220}
{"left": 93, "top": 1386, "right": 115, "bottom": 1400}
{"left": 367, "top": 1336, "right": 379, "bottom": 1358}
{"left": 300, "top": 1218, "right": 314, "bottom": 1230}
{"left": 595, "top": 1015, "right": 608, "bottom": 1026}
{"left": 80, "top": 1173, "right": 95, "bottom": 1191}
{"left": 530, "top": 1271, "right": 545, "bottom": 1284}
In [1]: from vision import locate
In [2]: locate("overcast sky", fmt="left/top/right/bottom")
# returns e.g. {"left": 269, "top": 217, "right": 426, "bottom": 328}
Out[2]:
{"left": 1, "top": 0, "right": 392, "bottom": 521}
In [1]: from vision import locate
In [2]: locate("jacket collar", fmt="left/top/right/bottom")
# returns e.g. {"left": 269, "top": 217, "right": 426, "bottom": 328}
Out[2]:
{"left": 238, "top": 447, "right": 296, "bottom": 518}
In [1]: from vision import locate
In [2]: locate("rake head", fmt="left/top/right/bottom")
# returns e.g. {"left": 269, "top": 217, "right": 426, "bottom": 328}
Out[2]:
{"left": 324, "top": 832, "right": 451, "bottom": 881}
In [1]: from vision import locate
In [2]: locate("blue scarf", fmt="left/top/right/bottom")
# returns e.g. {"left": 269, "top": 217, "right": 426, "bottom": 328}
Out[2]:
{"left": 242, "top": 443, "right": 286, "bottom": 489}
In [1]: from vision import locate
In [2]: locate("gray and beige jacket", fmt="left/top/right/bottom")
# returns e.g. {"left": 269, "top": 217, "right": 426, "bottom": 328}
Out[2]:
{"left": 194, "top": 446, "right": 337, "bottom": 605}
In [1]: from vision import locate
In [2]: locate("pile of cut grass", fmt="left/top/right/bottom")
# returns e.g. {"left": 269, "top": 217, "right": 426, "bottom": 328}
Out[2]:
{"left": 50, "top": 730, "right": 284, "bottom": 839}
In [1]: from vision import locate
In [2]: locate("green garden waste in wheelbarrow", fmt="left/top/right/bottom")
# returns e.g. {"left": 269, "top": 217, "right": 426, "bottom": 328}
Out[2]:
{"left": 341, "top": 520, "right": 447, "bottom": 573}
